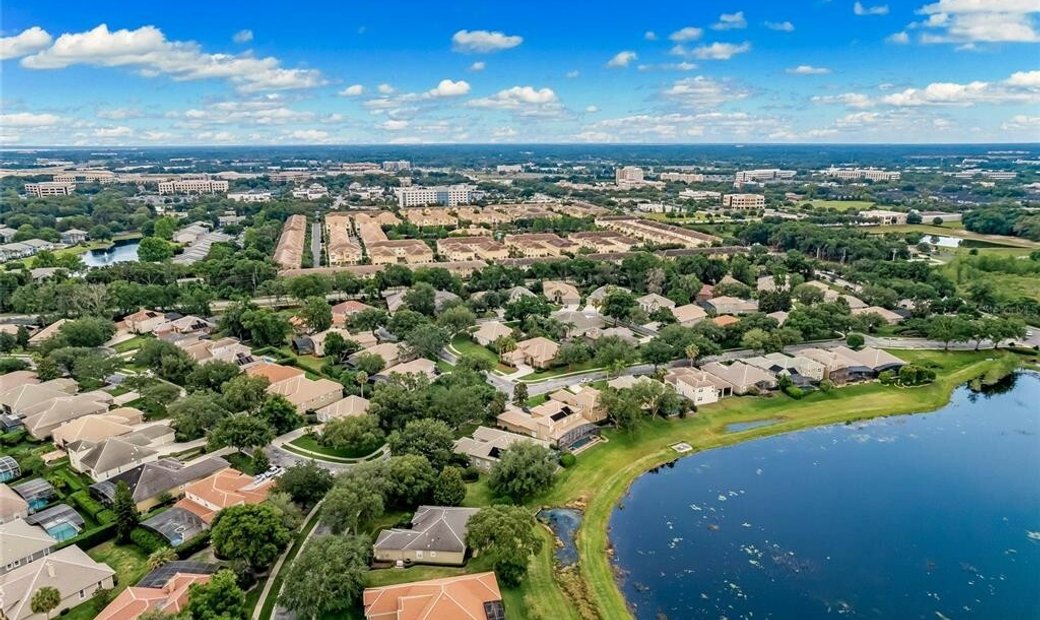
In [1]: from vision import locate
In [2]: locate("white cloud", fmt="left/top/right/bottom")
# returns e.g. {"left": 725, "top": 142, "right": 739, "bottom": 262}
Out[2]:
{"left": 566, "top": 70, "right": 580, "bottom": 78}
{"left": 467, "top": 86, "right": 563, "bottom": 117}
{"left": 638, "top": 62, "right": 699, "bottom": 72}
{"left": 1007, "top": 70, "right": 1040, "bottom": 87}
{"left": 606, "top": 51, "right": 637, "bottom": 68}
{"left": 169, "top": 97, "right": 317, "bottom": 127}
{"left": 912, "top": 0, "right": 1040, "bottom": 44}
{"left": 140, "top": 131, "right": 173, "bottom": 141}
{"left": 195, "top": 131, "right": 237, "bottom": 143}
{"left": 96, "top": 107, "right": 142, "bottom": 119}
{"left": 0, "top": 112, "right": 62, "bottom": 127}
{"left": 787, "top": 65, "right": 831, "bottom": 75}
{"left": 854, "top": 2, "right": 890, "bottom": 16}
{"left": 339, "top": 84, "right": 365, "bottom": 96}
{"left": 232, "top": 29, "right": 253, "bottom": 44}
{"left": 491, "top": 127, "right": 519, "bottom": 139}
{"left": 644, "top": 31, "right": 658, "bottom": 41}
{"left": 427, "top": 79, "right": 471, "bottom": 97}
{"left": 451, "top": 29, "right": 523, "bottom": 53}
{"left": 880, "top": 79, "right": 1028, "bottom": 106}
{"left": 713, "top": 12, "right": 748, "bottom": 30}
{"left": 585, "top": 105, "right": 599, "bottom": 113}
{"left": 469, "top": 61, "right": 486, "bottom": 72}
{"left": 93, "top": 126, "right": 134, "bottom": 138}
{"left": 381, "top": 119, "right": 409, "bottom": 131}
{"left": 682, "top": 41, "right": 752, "bottom": 60}
{"left": 19, "top": 24, "right": 324, "bottom": 92}
{"left": 669, "top": 27, "right": 704, "bottom": 42}
{"left": 0, "top": 26, "right": 52, "bottom": 60}
{"left": 887, "top": 31, "right": 910, "bottom": 43}
{"left": 1001, "top": 114, "right": 1040, "bottom": 130}
{"left": 663, "top": 76, "right": 749, "bottom": 107}
{"left": 378, "top": 83, "right": 395, "bottom": 94}
{"left": 812, "top": 92, "right": 875, "bottom": 108}
{"left": 286, "top": 129, "right": 330, "bottom": 142}
{"left": 765, "top": 21, "right": 795, "bottom": 32}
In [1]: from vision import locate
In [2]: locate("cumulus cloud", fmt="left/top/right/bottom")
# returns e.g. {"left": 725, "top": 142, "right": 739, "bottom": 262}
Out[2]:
{"left": 679, "top": 41, "right": 752, "bottom": 60}
{"left": 713, "top": 12, "right": 748, "bottom": 30}
{"left": 339, "top": 84, "right": 364, "bottom": 96}
{"left": 378, "top": 83, "right": 395, "bottom": 94}
{"left": 787, "top": 65, "right": 831, "bottom": 75}
{"left": 912, "top": 0, "right": 1040, "bottom": 44}
{"left": 585, "top": 105, "right": 599, "bottom": 113}
{"left": 0, "top": 26, "right": 53, "bottom": 60}
{"left": 662, "top": 76, "right": 749, "bottom": 107}
{"left": 854, "top": 2, "right": 890, "bottom": 16}
{"left": 427, "top": 79, "right": 471, "bottom": 97}
{"left": 887, "top": 31, "right": 910, "bottom": 43}
{"left": 606, "top": 51, "right": 637, "bottom": 68}
{"left": 813, "top": 71, "right": 1040, "bottom": 109}
{"left": 451, "top": 29, "right": 522, "bottom": 53}
{"left": 669, "top": 27, "right": 704, "bottom": 42}
{"left": 0, "top": 112, "right": 62, "bottom": 126}
{"left": 565, "top": 70, "right": 580, "bottom": 78}
{"left": 811, "top": 92, "right": 875, "bottom": 108}
{"left": 286, "top": 129, "right": 330, "bottom": 142}
{"left": 578, "top": 111, "right": 784, "bottom": 142}
{"left": 1001, "top": 114, "right": 1040, "bottom": 130}
{"left": 644, "top": 31, "right": 658, "bottom": 41}
{"left": 469, "top": 61, "right": 486, "bottom": 71}
{"left": 18, "top": 24, "right": 324, "bottom": 92}
{"left": 233, "top": 29, "right": 253, "bottom": 43}
{"left": 765, "top": 21, "right": 795, "bottom": 32}
{"left": 93, "top": 126, "right": 134, "bottom": 138}
{"left": 467, "top": 86, "right": 563, "bottom": 117}
{"left": 638, "top": 62, "right": 699, "bottom": 72}
{"left": 96, "top": 107, "right": 142, "bottom": 119}
{"left": 380, "top": 119, "right": 409, "bottom": 131}
{"left": 170, "top": 97, "right": 317, "bottom": 127}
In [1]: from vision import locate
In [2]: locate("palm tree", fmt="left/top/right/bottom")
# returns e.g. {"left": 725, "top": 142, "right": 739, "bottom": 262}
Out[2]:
{"left": 31, "top": 586, "right": 61, "bottom": 620}
{"left": 684, "top": 343, "right": 700, "bottom": 367}
{"left": 356, "top": 371, "right": 368, "bottom": 398}
{"left": 147, "top": 547, "right": 177, "bottom": 570}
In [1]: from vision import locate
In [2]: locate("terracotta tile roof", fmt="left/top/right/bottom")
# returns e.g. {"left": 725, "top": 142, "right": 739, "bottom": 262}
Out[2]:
{"left": 363, "top": 572, "right": 503, "bottom": 620}
{"left": 245, "top": 362, "right": 305, "bottom": 384}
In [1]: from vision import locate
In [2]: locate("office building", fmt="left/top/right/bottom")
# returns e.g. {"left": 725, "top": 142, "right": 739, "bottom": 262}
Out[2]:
{"left": 157, "top": 178, "right": 229, "bottom": 195}
{"left": 396, "top": 185, "right": 476, "bottom": 208}
{"left": 25, "top": 182, "right": 75, "bottom": 198}
{"left": 722, "top": 193, "right": 766, "bottom": 210}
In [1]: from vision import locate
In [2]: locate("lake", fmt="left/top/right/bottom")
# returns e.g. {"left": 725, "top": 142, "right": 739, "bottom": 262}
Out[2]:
{"left": 81, "top": 239, "right": 140, "bottom": 267}
{"left": 609, "top": 373, "right": 1040, "bottom": 620}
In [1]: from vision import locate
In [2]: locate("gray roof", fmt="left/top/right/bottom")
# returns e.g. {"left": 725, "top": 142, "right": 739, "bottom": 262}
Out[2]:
{"left": 91, "top": 456, "right": 229, "bottom": 504}
{"left": 374, "top": 506, "right": 479, "bottom": 555}
{"left": 141, "top": 506, "right": 208, "bottom": 546}
{"left": 78, "top": 436, "right": 159, "bottom": 474}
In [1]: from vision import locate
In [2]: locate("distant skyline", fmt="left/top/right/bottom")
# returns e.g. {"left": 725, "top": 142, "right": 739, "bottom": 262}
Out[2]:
{"left": 1, "top": 1, "right": 1039, "bottom": 146}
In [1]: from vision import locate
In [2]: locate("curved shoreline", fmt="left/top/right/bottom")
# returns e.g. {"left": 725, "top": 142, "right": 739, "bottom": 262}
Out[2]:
{"left": 563, "top": 354, "right": 1022, "bottom": 620}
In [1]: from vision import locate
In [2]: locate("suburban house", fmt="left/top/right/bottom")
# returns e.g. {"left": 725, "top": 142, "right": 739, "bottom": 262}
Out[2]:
{"left": 664, "top": 367, "right": 731, "bottom": 405}
{"left": 835, "top": 346, "right": 906, "bottom": 373}
{"left": 153, "top": 315, "right": 215, "bottom": 341}
{"left": 507, "top": 286, "right": 535, "bottom": 301}
{"left": 331, "top": 300, "right": 377, "bottom": 327}
{"left": 378, "top": 358, "right": 437, "bottom": 381}
{"left": 308, "top": 328, "right": 378, "bottom": 357}
{"left": 551, "top": 309, "right": 605, "bottom": 338}
{"left": 471, "top": 321, "right": 513, "bottom": 347}
{"left": 0, "top": 485, "right": 29, "bottom": 524}
{"left": 585, "top": 326, "right": 639, "bottom": 346}
{"left": 701, "top": 361, "right": 778, "bottom": 395}
{"left": 587, "top": 285, "right": 630, "bottom": 307}
{"left": 362, "top": 572, "right": 504, "bottom": 620}
{"left": 705, "top": 296, "right": 759, "bottom": 315}
{"left": 501, "top": 337, "right": 559, "bottom": 369}
{"left": 0, "top": 519, "right": 56, "bottom": 575}
{"left": 743, "top": 353, "right": 825, "bottom": 385}
{"left": 542, "top": 281, "right": 581, "bottom": 305}
{"left": 96, "top": 571, "right": 212, "bottom": 620}
{"left": 348, "top": 343, "right": 405, "bottom": 370}
{"left": 767, "top": 310, "right": 789, "bottom": 326}
{"left": 90, "top": 456, "right": 229, "bottom": 512}
{"left": 672, "top": 303, "right": 708, "bottom": 326}
{"left": 315, "top": 395, "right": 370, "bottom": 423}
{"left": 637, "top": 293, "right": 675, "bottom": 314}
{"left": 51, "top": 408, "right": 145, "bottom": 448}
{"left": 123, "top": 309, "right": 168, "bottom": 335}
{"left": 0, "top": 380, "right": 77, "bottom": 417}
{"left": 0, "top": 545, "right": 115, "bottom": 620}
{"left": 373, "top": 506, "right": 479, "bottom": 567}
{"left": 838, "top": 295, "right": 868, "bottom": 310}
{"left": 497, "top": 385, "right": 603, "bottom": 448}
{"left": 246, "top": 362, "right": 344, "bottom": 413}
{"left": 712, "top": 315, "right": 740, "bottom": 328}
{"left": 21, "top": 392, "right": 114, "bottom": 440}
{"left": 27, "top": 319, "right": 68, "bottom": 347}
{"left": 179, "top": 337, "right": 256, "bottom": 368}
{"left": 0, "top": 372, "right": 38, "bottom": 394}
{"left": 453, "top": 426, "right": 552, "bottom": 472}
{"left": 852, "top": 306, "right": 905, "bottom": 324}
{"left": 68, "top": 425, "right": 175, "bottom": 482}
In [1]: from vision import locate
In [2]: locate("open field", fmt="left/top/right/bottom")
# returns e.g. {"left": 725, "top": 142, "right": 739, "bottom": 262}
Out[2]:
{"left": 806, "top": 199, "right": 874, "bottom": 211}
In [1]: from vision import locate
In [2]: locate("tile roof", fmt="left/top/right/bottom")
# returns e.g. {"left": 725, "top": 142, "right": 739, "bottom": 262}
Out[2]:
{"left": 363, "top": 572, "right": 502, "bottom": 620}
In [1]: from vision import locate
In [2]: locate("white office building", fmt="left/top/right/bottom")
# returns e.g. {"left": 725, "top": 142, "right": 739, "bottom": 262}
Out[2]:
{"left": 660, "top": 172, "right": 705, "bottom": 183}
{"left": 722, "top": 193, "right": 766, "bottom": 209}
{"left": 382, "top": 160, "right": 412, "bottom": 172}
{"left": 396, "top": 184, "right": 476, "bottom": 208}
{"left": 25, "top": 182, "right": 75, "bottom": 197}
{"left": 53, "top": 170, "right": 115, "bottom": 184}
{"left": 615, "top": 166, "right": 644, "bottom": 187}
{"left": 228, "top": 190, "right": 274, "bottom": 202}
{"left": 822, "top": 167, "right": 901, "bottom": 182}
{"left": 734, "top": 169, "right": 796, "bottom": 183}
{"left": 157, "top": 178, "right": 229, "bottom": 195}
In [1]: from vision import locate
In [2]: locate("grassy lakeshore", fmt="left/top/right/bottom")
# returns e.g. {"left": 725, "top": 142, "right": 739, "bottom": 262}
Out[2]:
{"left": 519, "top": 349, "right": 1027, "bottom": 620}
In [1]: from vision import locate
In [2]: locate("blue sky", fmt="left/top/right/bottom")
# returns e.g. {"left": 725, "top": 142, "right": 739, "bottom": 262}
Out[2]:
{"left": 1, "top": 0, "right": 1038, "bottom": 145}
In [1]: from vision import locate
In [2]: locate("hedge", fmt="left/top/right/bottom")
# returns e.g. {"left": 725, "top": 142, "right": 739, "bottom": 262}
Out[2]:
{"left": 175, "top": 531, "right": 211, "bottom": 559}
{"left": 69, "top": 490, "right": 110, "bottom": 522}
{"left": 130, "top": 527, "right": 170, "bottom": 554}
{"left": 56, "top": 522, "right": 117, "bottom": 551}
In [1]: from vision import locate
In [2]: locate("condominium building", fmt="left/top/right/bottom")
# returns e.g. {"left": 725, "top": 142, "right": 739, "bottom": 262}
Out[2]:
{"left": 367, "top": 239, "right": 434, "bottom": 265}
{"left": 734, "top": 169, "right": 796, "bottom": 183}
{"left": 822, "top": 167, "right": 901, "bottom": 182}
{"left": 325, "top": 213, "right": 363, "bottom": 265}
{"left": 596, "top": 217, "right": 721, "bottom": 248}
{"left": 437, "top": 236, "right": 509, "bottom": 261}
{"left": 680, "top": 189, "right": 722, "bottom": 202}
{"left": 402, "top": 207, "right": 457, "bottom": 227}
{"left": 25, "top": 182, "right": 75, "bottom": 198}
{"left": 157, "top": 178, "right": 229, "bottom": 195}
{"left": 396, "top": 184, "right": 476, "bottom": 208}
{"left": 503, "top": 233, "right": 579, "bottom": 257}
{"left": 353, "top": 212, "right": 397, "bottom": 245}
{"left": 53, "top": 170, "right": 115, "bottom": 184}
{"left": 722, "top": 193, "right": 766, "bottom": 210}
{"left": 569, "top": 231, "right": 640, "bottom": 253}
{"left": 227, "top": 190, "right": 273, "bottom": 202}
{"left": 659, "top": 172, "right": 705, "bottom": 183}
{"left": 273, "top": 215, "right": 307, "bottom": 270}
{"left": 615, "top": 166, "right": 644, "bottom": 187}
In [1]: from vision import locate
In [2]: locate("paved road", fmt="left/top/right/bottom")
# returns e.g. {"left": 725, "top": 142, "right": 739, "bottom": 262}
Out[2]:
{"left": 211, "top": 291, "right": 360, "bottom": 311}
{"left": 310, "top": 221, "right": 322, "bottom": 268}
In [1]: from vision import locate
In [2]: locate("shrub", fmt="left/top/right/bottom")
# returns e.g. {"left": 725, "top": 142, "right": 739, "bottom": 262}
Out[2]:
{"left": 69, "top": 490, "right": 108, "bottom": 521}
{"left": 559, "top": 453, "right": 577, "bottom": 468}
{"left": 130, "top": 527, "right": 170, "bottom": 554}
{"left": 1, "top": 430, "right": 26, "bottom": 446}
{"left": 782, "top": 385, "right": 805, "bottom": 400}
{"left": 462, "top": 466, "right": 480, "bottom": 483}
{"left": 175, "top": 531, "right": 211, "bottom": 559}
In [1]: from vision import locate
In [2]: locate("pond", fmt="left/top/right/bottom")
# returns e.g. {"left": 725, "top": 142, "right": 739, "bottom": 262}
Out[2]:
{"left": 609, "top": 373, "right": 1040, "bottom": 620}
{"left": 538, "top": 508, "right": 582, "bottom": 567}
{"left": 81, "top": 239, "right": 139, "bottom": 267}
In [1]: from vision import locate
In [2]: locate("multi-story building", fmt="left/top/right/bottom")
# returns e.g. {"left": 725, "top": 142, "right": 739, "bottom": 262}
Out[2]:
{"left": 25, "top": 182, "right": 75, "bottom": 197}
{"left": 722, "top": 193, "right": 766, "bottom": 210}
{"left": 325, "top": 213, "right": 363, "bottom": 265}
{"left": 680, "top": 189, "right": 722, "bottom": 202}
{"left": 860, "top": 209, "right": 908, "bottom": 226}
{"left": 734, "top": 169, "right": 796, "bottom": 183}
{"left": 496, "top": 164, "right": 523, "bottom": 174}
{"left": 437, "top": 236, "right": 509, "bottom": 261}
{"left": 273, "top": 215, "right": 307, "bottom": 270}
{"left": 402, "top": 207, "right": 457, "bottom": 228}
{"left": 569, "top": 231, "right": 639, "bottom": 253}
{"left": 269, "top": 170, "right": 313, "bottom": 183}
{"left": 596, "top": 217, "right": 721, "bottom": 248}
{"left": 396, "top": 185, "right": 476, "bottom": 208}
{"left": 615, "top": 166, "right": 644, "bottom": 187}
{"left": 157, "top": 178, "right": 229, "bottom": 195}
{"left": 53, "top": 170, "right": 115, "bottom": 184}
{"left": 227, "top": 190, "right": 273, "bottom": 202}
{"left": 822, "top": 167, "right": 901, "bottom": 182}
{"left": 381, "top": 160, "right": 411, "bottom": 172}
{"left": 291, "top": 184, "right": 329, "bottom": 200}
{"left": 503, "top": 233, "right": 579, "bottom": 257}
{"left": 367, "top": 239, "right": 434, "bottom": 265}
{"left": 659, "top": 172, "right": 705, "bottom": 183}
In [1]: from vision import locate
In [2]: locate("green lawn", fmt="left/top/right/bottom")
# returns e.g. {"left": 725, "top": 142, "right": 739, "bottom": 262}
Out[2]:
{"left": 286, "top": 434, "right": 381, "bottom": 460}
{"left": 806, "top": 199, "right": 875, "bottom": 211}
{"left": 521, "top": 360, "right": 601, "bottom": 382}
{"left": 451, "top": 335, "right": 499, "bottom": 364}
{"left": 62, "top": 542, "right": 151, "bottom": 620}
{"left": 112, "top": 334, "right": 154, "bottom": 353}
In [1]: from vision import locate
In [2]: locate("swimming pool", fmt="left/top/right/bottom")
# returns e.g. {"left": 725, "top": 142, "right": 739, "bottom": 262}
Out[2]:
{"left": 44, "top": 522, "right": 80, "bottom": 541}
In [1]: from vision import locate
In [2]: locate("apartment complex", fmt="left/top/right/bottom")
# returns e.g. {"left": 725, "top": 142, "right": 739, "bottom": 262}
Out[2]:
{"left": 395, "top": 184, "right": 476, "bottom": 208}
{"left": 53, "top": 170, "right": 115, "bottom": 184}
{"left": 569, "top": 230, "right": 639, "bottom": 253}
{"left": 503, "top": 233, "right": 579, "bottom": 257}
{"left": 659, "top": 171, "right": 705, "bottom": 183}
{"left": 157, "top": 178, "right": 229, "bottom": 195}
{"left": 325, "top": 213, "right": 363, "bottom": 265}
{"left": 381, "top": 160, "right": 411, "bottom": 172}
{"left": 25, "top": 182, "right": 75, "bottom": 198}
{"left": 367, "top": 239, "right": 435, "bottom": 265}
{"left": 402, "top": 207, "right": 457, "bottom": 227}
{"left": 437, "top": 236, "right": 509, "bottom": 261}
{"left": 722, "top": 193, "right": 766, "bottom": 209}
{"left": 273, "top": 215, "right": 307, "bottom": 270}
{"left": 615, "top": 166, "right": 644, "bottom": 187}
{"left": 822, "top": 167, "right": 901, "bottom": 182}
{"left": 596, "top": 217, "right": 720, "bottom": 248}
